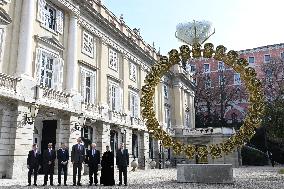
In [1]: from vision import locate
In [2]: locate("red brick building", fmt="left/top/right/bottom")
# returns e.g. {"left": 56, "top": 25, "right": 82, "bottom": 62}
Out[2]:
{"left": 190, "top": 43, "right": 284, "bottom": 126}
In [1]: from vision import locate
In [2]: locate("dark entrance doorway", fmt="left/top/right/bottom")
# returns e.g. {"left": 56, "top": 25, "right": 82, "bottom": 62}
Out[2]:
{"left": 110, "top": 130, "right": 118, "bottom": 155}
{"left": 39, "top": 120, "right": 57, "bottom": 174}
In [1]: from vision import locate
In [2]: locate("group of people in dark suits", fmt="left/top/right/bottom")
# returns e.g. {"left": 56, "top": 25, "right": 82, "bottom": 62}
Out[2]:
{"left": 27, "top": 137, "right": 129, "bottom": 187}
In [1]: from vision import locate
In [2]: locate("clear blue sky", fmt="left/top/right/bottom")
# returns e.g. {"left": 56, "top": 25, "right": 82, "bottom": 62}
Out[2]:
{"left": 104, "top": 0, "right": 284, "bottom": 55}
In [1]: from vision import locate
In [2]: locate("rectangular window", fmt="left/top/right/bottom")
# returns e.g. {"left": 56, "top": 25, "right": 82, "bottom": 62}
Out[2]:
{"left": 264, "top": 54, "right": 271, "bottom": 63}
{"left": 0, "top": 28, "right": 4, "bottom": 63}
{"left": 129, "top": 62, "right": 137, "bottom": 81}
{"left": 36, "top": 48, "right": 63, "bottom": 91}
{"left": 81, "top": 67, "right": 96, "bottom": 104}
{"left": 218, "top": 75, "right": 225, "bottom": 85}
{"left": 203, "top": 63, "right": 210, "bottom": 73}
{"left": 109, "top": 49, "right": 118, "bottom": 71}
{"left": 129, "top": 92, "right": 139, "bottom": 117}
{"left": 248, "top": 57, "right": 255, "bottom": 64}
{"left": 108, "top": 82, "right": 120, "bottom": 111}
{"left": 37, "top": 0, "right": 64, "bottom": 34}
{"left": 205, "top": 79, "right": 211, "bottom": 88}
{"left": 218, "top": 61, "right": 225, "bottom": 71}
{"left": 164, "top": 84, "right": 169, "bottom": 99}
{"left": 234, "top": 73, "right": 241, "bottom": 85}
{"left": 190, "top": 65, "right": 196, "bottom": 73}
{"left": 164, "top": 107, "right": 171, "bottom": 128}
{"left": 281, "top": 52, "right": 284, "bottom": 59}
{"left": 82, "top": 31, "right": 94, "bottom": 58}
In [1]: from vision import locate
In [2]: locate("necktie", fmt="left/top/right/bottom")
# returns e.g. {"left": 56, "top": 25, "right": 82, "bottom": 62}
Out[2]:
{"left": 49, "top": 150, "right": 51, "bottom": 156}
{"left": 34, "top": 150, "right": 36, "bottom": 157}
{"left": 78, "top": 144, "right": 80, "bottom": 150}
{"left": 93, "top": 150, "right": 95, "bottom": 156}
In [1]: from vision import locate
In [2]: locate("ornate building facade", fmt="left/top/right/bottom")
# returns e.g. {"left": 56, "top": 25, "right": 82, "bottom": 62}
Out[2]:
{"left": 0, "top": 0, "right": 196, "bottom": 178}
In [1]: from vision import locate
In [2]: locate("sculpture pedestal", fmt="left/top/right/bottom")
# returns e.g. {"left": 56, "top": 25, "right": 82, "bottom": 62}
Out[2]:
{"left": 177, "top": 164, "right": 233, "bottom": 184}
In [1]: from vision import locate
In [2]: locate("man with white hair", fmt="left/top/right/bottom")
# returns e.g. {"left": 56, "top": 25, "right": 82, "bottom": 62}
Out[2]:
{"left": 86, "top": 143, "right": 100, "bottom": 186}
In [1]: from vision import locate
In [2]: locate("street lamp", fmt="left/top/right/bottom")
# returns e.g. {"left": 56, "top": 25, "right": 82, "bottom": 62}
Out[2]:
{"left": 75, "top": 113, "right": 86, "bottom": 131}
{"left": 121, "top": 128, "right": 126, "bottom": 143}
{"left": 24, "top": 103, "right": 39, "bottom": 125}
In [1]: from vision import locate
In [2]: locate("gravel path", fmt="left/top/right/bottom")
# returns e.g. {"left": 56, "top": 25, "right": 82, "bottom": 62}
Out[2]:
{"left": 0, "top": 166, "right": 283, "bottom": 189}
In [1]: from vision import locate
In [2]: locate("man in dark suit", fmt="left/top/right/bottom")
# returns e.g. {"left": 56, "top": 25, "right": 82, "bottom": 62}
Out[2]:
{"left": 86, "top": 143, "right": 100, "bottom": 186}
{"left": 71, "top": 137, "right": 85, "bottom": 186}
{"left": 57, "top": 143, "right": 69, "bottom": 186}
{"left": 27, "top": 144, "right": 41, "bottom": 186}
{"left": 116, "top": 143, "right": 129, "bottom": 186}
{"left": 42, "top": 143, "right": 56, "bottom": 186}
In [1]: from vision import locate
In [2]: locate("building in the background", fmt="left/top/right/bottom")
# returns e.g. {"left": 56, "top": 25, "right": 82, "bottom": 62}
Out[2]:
{"left": 190, "top": 43, "right": 284, "bottom": 126}
{"left": 0, "top": 0, "right": 197, "bottom": 178}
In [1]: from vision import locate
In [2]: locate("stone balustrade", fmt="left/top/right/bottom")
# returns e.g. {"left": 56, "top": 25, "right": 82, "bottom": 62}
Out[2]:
{"left": 182, "top": 127, "right": 235, "bottom": 136}
{"left": 130, "top": 116, "right": 144, "bottom": 128}
{"left": 0, "top": 73, "right": 20, "bottom": 94}
{"left": 37, "top": 85, "right": 71, "bottom": 109}
{"left": 109, "top": 110, "right": 127, "bottom": 124}
{"left": 166, "top": 128, "right": 176, "bottom": 136}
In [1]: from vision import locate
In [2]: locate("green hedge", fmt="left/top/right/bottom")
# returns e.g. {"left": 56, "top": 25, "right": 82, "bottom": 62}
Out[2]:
{"left": 241, "top": 146, "right": 269, "bottom": 166}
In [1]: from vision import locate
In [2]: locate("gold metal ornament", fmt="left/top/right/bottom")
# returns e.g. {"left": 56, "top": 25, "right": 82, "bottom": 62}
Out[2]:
{"left": 140, "top": 21, "right": 265, "bottom": 160}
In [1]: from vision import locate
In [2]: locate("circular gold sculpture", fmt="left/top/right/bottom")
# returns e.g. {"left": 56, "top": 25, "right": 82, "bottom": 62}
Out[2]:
{"left": 140, "top": 43, "right": 265, "bottom": 159}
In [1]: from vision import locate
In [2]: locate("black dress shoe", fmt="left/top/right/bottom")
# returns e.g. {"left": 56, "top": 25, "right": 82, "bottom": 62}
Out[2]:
{"left": 42, "top": 184, "right": 46, "bottom": 186}
{"left": 77, "top": 183, "right": 82, "bottom": 186}
{"left": 27, "top": 184, "right": 31, "bottom": 186}
{"left": 125, "top": 184, "right": 128, "bottom": 186}
{"left": 50, "top": 183, "right": 54, "bottom": 186}
{"left": 89, "top": 183, "right": 92, "bottom": 186}
{"left": 73, "top": 183, "right": 76, "bottom": 186}
{"left": 33, "top": 184, "right": 37, "bottom": 186}
{"left": 64, "top": 183, "right": 67, "bottom": 186}
{"left": 118, "top": 183, "right": 122, "bottom": 186}
{"left": 57, "top": 183, "right": 61, "bottom": 186}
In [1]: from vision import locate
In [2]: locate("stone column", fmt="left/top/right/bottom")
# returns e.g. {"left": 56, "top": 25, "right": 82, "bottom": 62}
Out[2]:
{"left": 16, "top": 0, "right": 35, "bottom": 77}
{"left": 95, "top": 121, "right": 110, "bottom": 154}
{"left": 173, "top": 84, "right": 183, "bottom": 128}
{"left": 6, "top": 104, "right": 34, "bottom": 178}
{"left": 125, "top": 128, "right": 132, "bottom": 158}
{"left": 66, "top": 15, "right": 78, "bottom": 94}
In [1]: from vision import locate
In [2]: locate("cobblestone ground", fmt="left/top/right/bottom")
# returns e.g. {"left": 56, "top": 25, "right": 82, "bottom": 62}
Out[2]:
{"left": 0, "top": 166, "right": 283, "bottom": 189}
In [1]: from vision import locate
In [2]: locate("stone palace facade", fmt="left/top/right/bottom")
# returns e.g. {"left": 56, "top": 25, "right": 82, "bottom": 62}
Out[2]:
{"left": 0, "top": 0, "right": 199, "bottom": 178}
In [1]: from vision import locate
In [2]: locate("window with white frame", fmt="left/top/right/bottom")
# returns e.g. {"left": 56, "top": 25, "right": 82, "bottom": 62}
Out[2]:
{"left": 203, "top": 63, "right": 210, "bottom": 73}
{"left": 185, "top": 111, "right": 190, "bottom": 127}
{"left": 82, "top": 31, "right": 94, "bottom": 58}
{"left": 35, "top": 48, "right": 63, "bottom": 90}
{"left": 205, "top": 77, "right": 211, "bottom": 88}
{"left": 218, "top": 61, "right": 225, "bottom": 71}
{"left": 248, "top": 57, "right": 255, "bottom": 64}
{"left": 164, "top": 84, "right": 169, "bottom": 99}
{"left": 109, "top": 48, "right": 118, "bottom": 71}
{"left": 0, "top": 28, "right": 4, "bottom": 63}
{"left": 37, "top": 0, "right": 64, "bottom": 34}
{"left": 264, "top": 54, "right": 271, "bottom": 63}
{"left": 81, "top": 67, "right": 96, "bottom": 104}
{"left": 164, "top": 107, "right": 171, "bottom": 128}
{"left": 108, "top": 81, "right": 121, "bottom": 111}
{"left": 129, "top": 91, "right": 139, "bottom": 117}
{"left": 129, "top": 62, "right": 137, "bottom": 81}
{"left": 234, "top": 73, "right": 241, "bottom": 85}
{"left": 218, "top": 74, "right": 225, "bottom": 85}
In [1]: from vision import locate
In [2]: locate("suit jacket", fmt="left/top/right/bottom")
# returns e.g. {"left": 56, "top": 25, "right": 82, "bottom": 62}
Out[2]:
{"left": 27, "top": 150, "right": 41, "bottom": 168}
{"left": 71, "top": 144, "right": 85, "bottom": 164}
{"left": 116, "top": 148, "right": 129, "bottom": 167}
{"left": 57, "top": 148, "right": 69, "bottom": 164}
{"left": 42, "top": 149, "right": 56, "bottom": 167}
{"left": 86, "top": 149, "right": 100, "bottom": 167}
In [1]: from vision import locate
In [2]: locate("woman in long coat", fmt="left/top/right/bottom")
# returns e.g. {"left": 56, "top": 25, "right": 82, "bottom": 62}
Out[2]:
{"left": 100, "top": 145, "right": 115, "bottom": 186}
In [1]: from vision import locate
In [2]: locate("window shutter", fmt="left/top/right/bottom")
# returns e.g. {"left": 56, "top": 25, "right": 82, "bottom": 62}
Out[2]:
{"left": 134, "top": 94, "right": 139, "bottom": 117}
{"left": 52, "top": 58, "right": 59, "bottom": 90}
{"left": 58, "top": 58, "right": 64, "bottom": 91}
{"left": 90, "top": 74, "right": 95, "bottom": 104}
{"left": 108, "top": 83, "right": 112, "bottom": 108}
{"left": 115, "top": 87, "right": 120, "bottom": 112}
{"left": 35, "top": 48, "right": 43, "bottom": 85}
{"left": 37, "top": 0, "right": 46, "bottom": 23}
{"left": 81, "top": 70, "right": 86, "bottom": 101}
{"left": 56, "top": 9, "right": 64, "bottom": 34}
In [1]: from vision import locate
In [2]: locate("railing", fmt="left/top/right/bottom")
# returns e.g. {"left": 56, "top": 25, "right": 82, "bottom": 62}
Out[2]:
{"left": 0, "top": 73, "right": 20, "bottom": 93}
{"left": 109, "top": 110, "right": 127, "bottom": 124}
{"left": 182, "top": 127, "right": 235, "bottom": 136}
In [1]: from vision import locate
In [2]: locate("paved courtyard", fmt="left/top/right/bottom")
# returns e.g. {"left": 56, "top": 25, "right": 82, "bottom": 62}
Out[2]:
{"left": 0, "top": 166, "right": 283, "bottom": 189}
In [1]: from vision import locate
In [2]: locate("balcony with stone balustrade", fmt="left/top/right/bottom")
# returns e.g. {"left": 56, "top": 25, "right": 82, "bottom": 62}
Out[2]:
{"left": 0, "top": 73, "right": 22, "bottom": 100}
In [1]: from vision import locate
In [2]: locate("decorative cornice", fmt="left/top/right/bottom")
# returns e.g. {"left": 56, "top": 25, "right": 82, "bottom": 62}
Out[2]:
{"left": 35, "top": 35, "right": 64, "bottom": 52}
{"left": 128, "top": 85, "right": 140, "bottom": 92}
{"left": 107, "top": 74, "right": 123, "bottom": 83}
{"left": 56, "top": 0, "right": 80, "bottom": 16}
{"left": 78, "top": 60, "right": 100, "bottom": 70}
{"left": 239, "top": 43, "right": 284, "bottom": 54}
